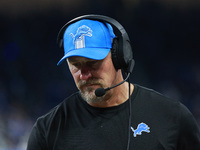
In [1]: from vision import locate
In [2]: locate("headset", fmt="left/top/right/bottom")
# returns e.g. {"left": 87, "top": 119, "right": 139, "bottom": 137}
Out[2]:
{"left": 57, "top": 14, "right": 135, "bottom": 73}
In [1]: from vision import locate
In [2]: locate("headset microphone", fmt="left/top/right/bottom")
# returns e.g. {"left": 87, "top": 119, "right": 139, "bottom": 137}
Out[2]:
{"left": 95, "top": 73, "right": 130, "bottom": 97}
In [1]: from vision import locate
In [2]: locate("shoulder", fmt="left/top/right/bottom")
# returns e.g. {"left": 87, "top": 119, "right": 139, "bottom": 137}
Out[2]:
{"left": 27, "top": 92, "right": 82, "bottom": 149}
{"left": 35, "top": 92, "right": 80, "bottom": 129}
{"left": 133, "top": 84, "right": 187, "bottom": 116}
{"left": 134, "top": 84, "right": 199, "bottom": 123}
{"left": 135, "top": 84, "right": 179, "bottom": 104}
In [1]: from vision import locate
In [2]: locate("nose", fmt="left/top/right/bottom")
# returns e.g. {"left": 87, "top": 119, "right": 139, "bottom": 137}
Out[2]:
{"left": 79, "top": 67, "right": 92, "bottom": 80}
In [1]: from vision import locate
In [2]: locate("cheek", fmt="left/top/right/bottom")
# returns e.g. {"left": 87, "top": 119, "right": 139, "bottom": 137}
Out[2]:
{"left": 69, "top": 67, "right": 80, "bottom": 85}
{"left": 98, "top": 62, "right": 116, "bottom": 84}
{"left": 103, "top": 60, "right": 116, "bottom": 74}
{"left": 72, "top": 72, "right": 80, "bottom": 84}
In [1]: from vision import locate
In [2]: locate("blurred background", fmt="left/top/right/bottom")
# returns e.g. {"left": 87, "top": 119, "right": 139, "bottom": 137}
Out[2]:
{"left": 0, "top": 0, "right": 200, "bottom": 149}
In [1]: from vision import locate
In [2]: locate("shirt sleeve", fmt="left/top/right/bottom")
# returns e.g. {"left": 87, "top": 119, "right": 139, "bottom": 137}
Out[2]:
{"left": 177, "top": 103, "right": 200, "bottom": 150}
{"left": 26, "top": 121, "right": 47, "bottom": 150}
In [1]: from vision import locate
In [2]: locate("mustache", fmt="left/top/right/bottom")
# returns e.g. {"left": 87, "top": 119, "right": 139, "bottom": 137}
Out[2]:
{"left": 78, "top": 79, "right": 103, "bottom": 89}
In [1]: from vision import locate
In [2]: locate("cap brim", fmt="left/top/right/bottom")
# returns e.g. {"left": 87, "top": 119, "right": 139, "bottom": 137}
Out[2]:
{"left": 57, "top": 48, "right": 110, "bottom": 66}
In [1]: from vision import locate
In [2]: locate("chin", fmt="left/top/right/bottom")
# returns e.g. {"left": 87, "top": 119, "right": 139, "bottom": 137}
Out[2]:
{"left": 80, "top": 89, "right": 103, "bottom": 104}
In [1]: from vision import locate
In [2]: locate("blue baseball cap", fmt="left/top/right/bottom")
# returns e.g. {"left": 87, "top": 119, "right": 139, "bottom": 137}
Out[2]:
{"left": 57, "top": 19, "right": 116, "bottom": 65}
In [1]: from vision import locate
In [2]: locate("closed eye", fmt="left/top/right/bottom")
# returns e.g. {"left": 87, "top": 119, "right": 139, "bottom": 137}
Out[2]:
{"left": 72, "top": 62, "right": 81, "bottom": 68}
{"left": 87, "top": 61, "right": 98, "bottom": 66}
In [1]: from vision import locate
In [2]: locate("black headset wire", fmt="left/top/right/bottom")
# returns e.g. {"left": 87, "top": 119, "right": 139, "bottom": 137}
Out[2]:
{"left": 126, "top": 75, "right": 132, "bottom": 150}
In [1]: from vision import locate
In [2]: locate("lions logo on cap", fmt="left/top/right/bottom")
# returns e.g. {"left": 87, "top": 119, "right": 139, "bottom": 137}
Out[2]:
{"left": 70, "top": 25, "right": 92, "bottom": 49}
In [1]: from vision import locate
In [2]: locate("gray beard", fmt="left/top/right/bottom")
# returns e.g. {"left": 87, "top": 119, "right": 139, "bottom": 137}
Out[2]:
{"left": 78, "top": 79, "right": 105, "bottom": 104}
{"left": 80, "top": 87, "right": 103, "bottom": 104}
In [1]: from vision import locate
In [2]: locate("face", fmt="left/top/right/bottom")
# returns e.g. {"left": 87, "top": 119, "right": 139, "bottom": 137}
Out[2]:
{"left": 67, "top": 52, "right": 119, "bottom": 104}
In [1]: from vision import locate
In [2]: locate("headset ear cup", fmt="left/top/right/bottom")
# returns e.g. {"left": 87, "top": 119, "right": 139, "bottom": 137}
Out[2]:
{"left": 111, "top": 38, "right": 121, "bottom": 70}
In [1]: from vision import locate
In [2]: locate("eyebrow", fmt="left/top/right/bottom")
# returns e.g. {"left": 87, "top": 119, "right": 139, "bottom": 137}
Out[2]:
{"left": 67, "top": 57, "right": 93, "bottom": 63}
{"left": 67, "top": 57, "right": 77, "bottom": 63}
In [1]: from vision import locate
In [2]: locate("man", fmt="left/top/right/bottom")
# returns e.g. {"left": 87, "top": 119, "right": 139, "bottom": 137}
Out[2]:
{"left": 27, "top": 15, "right": 200, "bottom": 150}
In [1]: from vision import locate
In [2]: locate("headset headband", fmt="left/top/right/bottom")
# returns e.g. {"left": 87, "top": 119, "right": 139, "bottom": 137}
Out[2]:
{"left": 57, "top": 14, "right": 130, "bottom": 48}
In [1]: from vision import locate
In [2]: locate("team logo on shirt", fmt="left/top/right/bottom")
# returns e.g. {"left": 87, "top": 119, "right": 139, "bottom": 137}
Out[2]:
{"left": 131, "top": 122, "right": 150, "bottom": 137}
{"left": 70, "top": 25, "right": 92, "bottom": 49}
